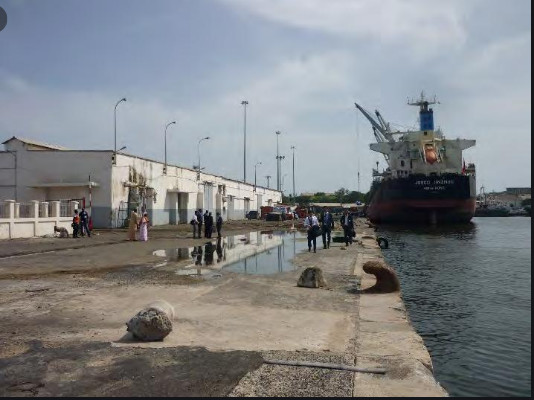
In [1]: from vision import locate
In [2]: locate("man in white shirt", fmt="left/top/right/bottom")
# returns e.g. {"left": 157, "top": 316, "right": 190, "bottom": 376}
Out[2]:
{"left": 304, "top": 211, "right": 320, "bottom": 253}
{"left": 190, "top": 213, "right": 199, "bottom": 238}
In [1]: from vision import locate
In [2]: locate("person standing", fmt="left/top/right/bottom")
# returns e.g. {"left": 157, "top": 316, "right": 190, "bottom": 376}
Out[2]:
{"left": 138, "top": 212, "right": 150, "bottom": 242}
{"left": 79, "top": 208, "right": 90, "bottom": 237}
{"left": 190, "top": 212, "right": 199, "bottom": 238}
{"left": 216, "top": 212, "right": 223, "bottom": 237}
{"left": 203, "top": 210, "right": 209, "bottom": 238}
{"left": 196, "top": 209, "right": 203, "bottom": 239}
{"left": 72, "top": 209, "right": 80, "bottom": 238}
{"left": 304, "top": 211, "right": 320, "bottom": 253}
{"left": 128, "top": 208, "right": 139, "bottom": 241}
{"left": 320, "top": 207, "right": 335, "bottom": 249}
{"left": 340, "top": 209, "right": 354, "bottom": 246}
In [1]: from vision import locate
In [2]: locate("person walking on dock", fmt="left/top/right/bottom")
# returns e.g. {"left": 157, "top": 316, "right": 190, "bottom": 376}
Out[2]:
{"left": 128, "top": 208, "right": 139, "bottom": 241}
{"left": 304, "top": 211, "right": 320, "bottom": 253}
{"left": 203, "top": 210, "right": 209, "bottom": 238}
{"left": 190, "top": 213, "right": 199, "bottom": 238}
{"left": 79, "top": 208, "right": 90, "bottom": 237}
{"left": 216, "top": 212, "right": 223, "bottom": 237}
{"left": 320, "top": 207, "right": 335, "bottom": 249}
{"left": 138, "top": 212, "right": 150, "bottom": 242}
{"left": 196, "top": 209, "right": 204, "bottom": 239}
{"left": 72, "top": 209, "right": 80, "bottom": 238}
{"left": 205, "top": 212, "right": 214, "bottom": 238}
{"left": 340, "top": 209, "right": 354, "bottom": 246}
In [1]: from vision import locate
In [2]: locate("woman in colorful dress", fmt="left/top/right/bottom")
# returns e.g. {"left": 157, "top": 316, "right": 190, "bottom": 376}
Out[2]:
{"left": 128, "top": 208, "right": 139, "bottom": 241}
{"left": 139, "top": 212, "right": 150, "bottom": 242}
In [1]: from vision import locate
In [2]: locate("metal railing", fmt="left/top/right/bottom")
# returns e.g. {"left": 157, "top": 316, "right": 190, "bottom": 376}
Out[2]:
{"left": 60, "top": 200, "right": 70, "bottom": 217}
{"left": 19, "top": 202, "right": 32, "bottom": 218}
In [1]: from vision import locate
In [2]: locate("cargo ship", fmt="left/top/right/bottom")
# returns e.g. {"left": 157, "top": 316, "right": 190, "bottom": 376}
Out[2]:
{"left": 355, "top": 93, "right": 477, "bottom": 224}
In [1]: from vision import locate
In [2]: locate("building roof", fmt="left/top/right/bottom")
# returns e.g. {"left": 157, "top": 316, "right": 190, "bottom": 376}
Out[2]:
{"left": 2, "top": 136, "right": 69, "bottom": 150}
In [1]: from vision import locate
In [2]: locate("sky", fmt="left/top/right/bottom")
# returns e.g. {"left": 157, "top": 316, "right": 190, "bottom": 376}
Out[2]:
{"left": 0, "top": 0, "right": 531, "bottom": 194}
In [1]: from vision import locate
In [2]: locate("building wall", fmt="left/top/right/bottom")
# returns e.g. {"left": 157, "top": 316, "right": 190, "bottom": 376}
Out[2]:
{"left": 1, "top": 139, "right": 282, "bottom": 229}
{"left": 112, "top": 154, "right": 282, "bottom": 228}
{"left": 0, "top": 140, "right": 113, "bottom": 228}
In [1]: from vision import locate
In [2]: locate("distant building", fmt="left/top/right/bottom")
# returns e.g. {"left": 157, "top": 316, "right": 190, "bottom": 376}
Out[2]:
{"left": 0, "top": 137, "right": 282, "bottom": 228}
{"left": 506, "top": 187, "right": 531, "bottom": 195}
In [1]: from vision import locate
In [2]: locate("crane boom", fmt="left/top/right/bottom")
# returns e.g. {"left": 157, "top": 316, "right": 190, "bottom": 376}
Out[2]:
{"left": 355, "top": 102, "right": 394, "bottom": 143}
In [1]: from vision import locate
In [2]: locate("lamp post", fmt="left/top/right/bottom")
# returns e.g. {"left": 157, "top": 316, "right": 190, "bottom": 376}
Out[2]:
{"left": 290, "top": 146, "right": 296, "bottom": 200}
{"left": 241, "top": 100, "right": 248, "bottom": 182}
{"left": 197, "top": 136, "right": 210, "bottom": 179}
{"left": 164, "top": 121, "right": 176, "bottom": 174}
{"left": 254, "top": 161, "right": 262, "bottom": 190}
{"left": 114, "top": 97, "right": 127, "bottom": 155}
{"left": 276, "top": 131, "right": 285, "bottom": 191}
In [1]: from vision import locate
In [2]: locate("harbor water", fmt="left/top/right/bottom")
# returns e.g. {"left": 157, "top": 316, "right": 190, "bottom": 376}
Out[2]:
{"left": 378, "top": 217, "right": 531, "bottom": 397}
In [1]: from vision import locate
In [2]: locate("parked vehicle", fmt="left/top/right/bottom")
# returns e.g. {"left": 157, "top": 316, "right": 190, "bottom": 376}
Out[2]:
{"left": 246, "top": 210, "right": 259, "bottom": 220}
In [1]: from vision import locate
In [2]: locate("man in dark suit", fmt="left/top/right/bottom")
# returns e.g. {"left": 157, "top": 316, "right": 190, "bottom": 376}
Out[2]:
{"left": 320, "top": 207, "right": 335, "bottom": 249}
{"left": 340, "top": 209, "right": 354, "bottom": 246}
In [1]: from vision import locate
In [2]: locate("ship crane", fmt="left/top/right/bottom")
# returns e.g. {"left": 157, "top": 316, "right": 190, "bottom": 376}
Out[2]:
{"left": 354, "top": 103, "right": 394, "bottom": 144}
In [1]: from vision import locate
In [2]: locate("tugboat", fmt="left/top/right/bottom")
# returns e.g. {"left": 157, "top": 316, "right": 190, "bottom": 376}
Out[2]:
{"left": 355, "top": 93, "right": 477, "bottom": 224}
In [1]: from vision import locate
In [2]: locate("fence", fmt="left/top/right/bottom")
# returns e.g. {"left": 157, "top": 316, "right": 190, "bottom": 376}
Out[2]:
{"left": 0, "top": 200, "right": 79, "bottom": 240}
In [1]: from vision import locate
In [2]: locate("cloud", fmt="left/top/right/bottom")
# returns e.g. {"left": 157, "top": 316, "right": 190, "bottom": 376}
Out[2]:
{"left": 222, "top": 0, "right": 470, "bottom": 56}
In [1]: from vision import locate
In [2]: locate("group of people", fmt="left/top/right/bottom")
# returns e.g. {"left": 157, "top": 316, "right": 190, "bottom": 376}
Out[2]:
{"left": 304, "top": 208, "right": 355, "bottom": 252}
{"left": 72, "top": 208, "right": 91, "bottom": 238}
{"left": 127, "top": 208, "right": 150, "bottom": 241}
{"left": 190, "top": 209, "right": 223, "bottom": 239}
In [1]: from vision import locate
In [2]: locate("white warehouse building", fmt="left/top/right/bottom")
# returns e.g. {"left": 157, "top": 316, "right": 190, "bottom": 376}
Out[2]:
{"left": 0, "top": 137, "right": 282, "bottom": 228}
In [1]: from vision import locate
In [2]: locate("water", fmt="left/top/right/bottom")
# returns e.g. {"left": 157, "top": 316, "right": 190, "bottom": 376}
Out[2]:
{"left": 378, "top": 217, "right": 531, "bottom": 397}
{"left": 153, "top": 231, "right": 309, "bottom": 275}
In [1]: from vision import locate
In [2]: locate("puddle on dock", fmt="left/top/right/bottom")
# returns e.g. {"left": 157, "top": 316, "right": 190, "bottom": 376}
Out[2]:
{"left": 152, "top": 230, "right": 308, "bottom": 276}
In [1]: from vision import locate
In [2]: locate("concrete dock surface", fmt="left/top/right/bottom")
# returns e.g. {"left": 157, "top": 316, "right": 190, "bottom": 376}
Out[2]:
{"left": 0, "top": 220, "right": 447, "bottom": 397}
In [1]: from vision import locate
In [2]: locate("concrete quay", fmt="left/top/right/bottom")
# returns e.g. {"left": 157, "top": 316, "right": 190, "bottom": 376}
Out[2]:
{"left": 0, "top": 220, "right": 447, "bottom": 397}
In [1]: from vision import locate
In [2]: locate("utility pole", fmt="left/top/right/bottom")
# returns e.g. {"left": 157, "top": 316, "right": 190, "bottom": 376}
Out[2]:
{"left": 241, "top": 100, "right": 248, "bottom": 182}
{"left": 290, "top": 146, "right": 296, "bottom": 200}
{"left": 265, "top": 175, "right": 271, "bottom": 188}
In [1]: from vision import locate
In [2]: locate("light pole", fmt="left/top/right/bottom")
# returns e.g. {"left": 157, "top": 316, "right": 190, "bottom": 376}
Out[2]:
{"left": 290, "top": 146, "right": 296, "bottom": 200}
{"left": 164, "top": 121, "right": 176, "bottom": 174}
{"left": 114, "top": 97, "right": 127, "bottom": 155}
{"left": 275, "top": 131, "right": 285, "bottom": 191}
{"left": 265, "top": 175, "right": 271, "bottom": 188}
{"left": 241, "top": 100, "right": 248, "bottom": 182}
{"left": 197, "top": 136, "right": 210, "bottom": 179}
{"left": 254, "top": 161, "right": 262, "bottom": 190}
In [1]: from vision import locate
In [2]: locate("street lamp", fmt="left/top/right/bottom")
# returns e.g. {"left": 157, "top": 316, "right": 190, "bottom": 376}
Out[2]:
{"left": 114, "top": 97, "right": 127, "bottom": 155}
{"left": 276, "top": 131, "right": 285, "bottom": 191}
{"left": 164, "top": 121, "right": 176, "bottom": 174}
{"left": 290, "top": 146, "right": 296, "bottom": 200}
{"left": 241, "top": 100, "right": 248, "bottom": 182}
{"left": 254, "top": 161, "right": 262, "bottom": 190}
{"left": 197, "top": 136, "right": 210, "bottom": 179}
{"left": 118, "top": 146, "right": 127, "bottom": 152}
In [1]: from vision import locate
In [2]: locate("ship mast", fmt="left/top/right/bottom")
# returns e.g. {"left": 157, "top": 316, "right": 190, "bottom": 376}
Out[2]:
{"left": 407, "top": 91, "right": 439, "bottom": 131}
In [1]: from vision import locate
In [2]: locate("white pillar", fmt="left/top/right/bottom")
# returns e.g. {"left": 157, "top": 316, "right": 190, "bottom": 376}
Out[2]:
{"left": 69, "top": 201, "right": 79, "bottom": 215}
{"left": 4, "top": 200, "right": 15, "bottom": 218}
{"left": 30, "top": 200, "right": 39, "bottom": 218}
{"left": 14, "top": 202, "right": 20, "bottom": 218}
{"left": 50, "top": 201, "right": 60, "bottom": 218}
